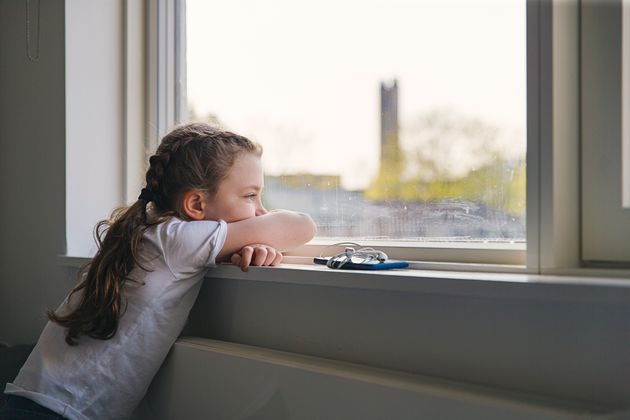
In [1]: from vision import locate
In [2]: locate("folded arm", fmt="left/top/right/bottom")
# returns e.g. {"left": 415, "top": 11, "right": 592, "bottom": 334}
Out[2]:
{"left": 217, "top": 210, "right": 316, "bottom": 261}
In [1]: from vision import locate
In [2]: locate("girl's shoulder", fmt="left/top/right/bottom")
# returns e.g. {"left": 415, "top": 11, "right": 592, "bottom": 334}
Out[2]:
{"left": 145, "top": 217, "right": 228, "bottom": 274}
{"left": 145, "top": 209, "right": 222, "bottom": 228}
{"left": 153, "top": 216, "right": 226, "bottom": 236}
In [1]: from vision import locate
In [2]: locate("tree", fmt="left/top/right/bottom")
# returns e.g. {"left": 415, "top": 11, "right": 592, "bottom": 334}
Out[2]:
{"left": 366, "top": 108, "right": 526, "bottom": 217}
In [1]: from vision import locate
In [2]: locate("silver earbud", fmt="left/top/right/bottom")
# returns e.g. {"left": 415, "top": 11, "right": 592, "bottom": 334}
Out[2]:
{"left": 373, "top": 250, "right": 388, "bottom": 261}
{"left": 323, "top": 244, "right": 388, "bottom": 268}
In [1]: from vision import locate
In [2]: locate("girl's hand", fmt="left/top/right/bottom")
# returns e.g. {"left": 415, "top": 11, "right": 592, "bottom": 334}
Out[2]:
{"left": 230, "top": 244, "right": 283, "bottom": 272}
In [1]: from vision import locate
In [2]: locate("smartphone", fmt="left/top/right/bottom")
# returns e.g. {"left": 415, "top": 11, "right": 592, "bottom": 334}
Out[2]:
{"left": 313, "top": 257, "right": 409, "bottom": 270}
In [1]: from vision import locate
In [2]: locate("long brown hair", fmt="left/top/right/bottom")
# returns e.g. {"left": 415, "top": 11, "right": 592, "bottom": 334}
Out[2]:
{"left": 49, "top": 123, "right": 262, "bottom": 345}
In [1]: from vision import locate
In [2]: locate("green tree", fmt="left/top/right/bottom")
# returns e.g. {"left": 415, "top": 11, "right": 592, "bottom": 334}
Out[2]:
{"left": 366, "top": 108, "right": 526, "bottom": 217}
{"left": 365, "top": 140, "right": 405, "bottom": 201}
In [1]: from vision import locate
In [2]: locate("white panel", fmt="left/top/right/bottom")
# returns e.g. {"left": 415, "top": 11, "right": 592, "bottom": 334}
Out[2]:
{"left": 65, "top": 0, "right": 124, "bottom": 256}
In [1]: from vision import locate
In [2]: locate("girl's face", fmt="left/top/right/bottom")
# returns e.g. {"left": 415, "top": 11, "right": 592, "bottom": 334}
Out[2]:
{"left": 203, "top": 152, "right": 267, "bottom": 223}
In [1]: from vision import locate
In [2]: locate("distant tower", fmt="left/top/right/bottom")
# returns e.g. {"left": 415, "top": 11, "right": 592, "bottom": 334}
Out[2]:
{"left": 380, "top": 79, "right": 400, "bottom": 167}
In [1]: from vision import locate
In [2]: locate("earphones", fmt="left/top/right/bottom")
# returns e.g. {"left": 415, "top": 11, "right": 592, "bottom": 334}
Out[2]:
{"left": 320, "top": 242, "right": 389, "bottom": 269}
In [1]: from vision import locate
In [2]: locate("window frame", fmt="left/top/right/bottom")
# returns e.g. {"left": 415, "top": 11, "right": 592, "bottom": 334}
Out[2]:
{"left": 155, "top": 0, "right": 629, "bottom": 276}
{"left": 59, "top": 0, "right": 630, "bottom": 278}
{"left": 176, "top": 0, "right": 532, "bottom": 268}
{"left": 147, "top": 0, "right": 186, "bottom": 154}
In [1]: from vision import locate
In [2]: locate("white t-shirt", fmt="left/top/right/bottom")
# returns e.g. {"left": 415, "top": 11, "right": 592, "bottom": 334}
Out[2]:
{"left": 4, "top": 217, "right": 227, "bottom": 420}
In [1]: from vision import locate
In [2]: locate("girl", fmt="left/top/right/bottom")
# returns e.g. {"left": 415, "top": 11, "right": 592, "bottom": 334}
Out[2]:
{"left": 1, "top": 123, "right": 316, "bottom": 419}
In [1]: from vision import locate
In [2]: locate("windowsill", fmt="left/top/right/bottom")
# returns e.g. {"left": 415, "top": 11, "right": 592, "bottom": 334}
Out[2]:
{"left": 56, "top": 255, "right": 630, "bottom": 304}
{"left": 203, "top": 263, "right": 630, "bottom": 303}
{"left": 58, "top": 256, "right": 630, "bottom": 302}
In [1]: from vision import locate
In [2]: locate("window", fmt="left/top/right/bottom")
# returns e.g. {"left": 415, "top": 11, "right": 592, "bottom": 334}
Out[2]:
{"left": 184, "top": 0, "right": 527, "bottom": 264}
{"left": 61, "top": 0, "right": 629, "bottom": 272}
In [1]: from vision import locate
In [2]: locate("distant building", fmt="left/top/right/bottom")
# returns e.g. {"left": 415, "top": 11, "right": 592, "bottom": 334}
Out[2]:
{"left": 380, "top": 79, "right": 400, "bottom": 167}
{"left": 267, "top": 174, "right": 341, "bottom": 190}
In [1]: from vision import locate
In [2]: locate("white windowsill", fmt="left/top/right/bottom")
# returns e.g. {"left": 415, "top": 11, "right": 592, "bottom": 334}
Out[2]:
{"left": 56, "top": 255, "right": 630, "bottom": 304}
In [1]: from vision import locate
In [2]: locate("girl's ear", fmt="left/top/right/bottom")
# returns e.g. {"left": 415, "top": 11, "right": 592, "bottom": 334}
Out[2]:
{"left": 181, "top": 190, "right": 206, "bottom": 220}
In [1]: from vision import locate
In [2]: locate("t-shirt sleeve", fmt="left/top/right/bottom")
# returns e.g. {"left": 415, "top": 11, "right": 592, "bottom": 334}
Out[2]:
{"left": 157, "top": 219, "right": 228, "bottom": 279}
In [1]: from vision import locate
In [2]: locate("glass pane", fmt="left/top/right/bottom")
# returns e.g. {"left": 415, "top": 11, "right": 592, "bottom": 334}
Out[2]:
{"left": 186, "top": 0, "right": 526, "bottom": 243}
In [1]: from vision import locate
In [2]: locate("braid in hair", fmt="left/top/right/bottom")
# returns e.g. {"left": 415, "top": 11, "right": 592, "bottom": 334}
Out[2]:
{"left": 48, "top": 123, "right": 261, "bottom": 345}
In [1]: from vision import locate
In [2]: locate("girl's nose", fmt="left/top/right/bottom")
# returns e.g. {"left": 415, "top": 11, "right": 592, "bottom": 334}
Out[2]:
{"left": 255, "top": 202, "right": 268, "bottom": 216}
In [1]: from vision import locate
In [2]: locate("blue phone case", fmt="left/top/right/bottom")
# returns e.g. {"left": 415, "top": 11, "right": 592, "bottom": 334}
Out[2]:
{"left": 313, "top": 257, "right": 409, "bottom": 270}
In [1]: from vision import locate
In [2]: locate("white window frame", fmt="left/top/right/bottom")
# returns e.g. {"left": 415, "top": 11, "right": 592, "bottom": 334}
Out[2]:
{"left": 119, "top": 0, "right": 189, "bottom": 205}
{"left": 123, "top": 0, "right": 186, "bottom": 204}
{"left": 531, "top": 0, "right": 582, "bottom": 275}
{"left": 147, "top": 0, "right": 187, "bottom": 151}
{"left": 60, "top": 0, "right": 630, "bottom": 278}
{"left": 148, "top": 0, "right": 629, "bottom": 276}
{"left": 173, "top": 0, "right": 532, "bottom": 270}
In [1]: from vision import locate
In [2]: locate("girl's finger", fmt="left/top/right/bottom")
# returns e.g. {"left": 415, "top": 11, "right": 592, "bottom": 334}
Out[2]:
{"left": 240, "top": 246, "right": 254, "bottom": 271}
{"left": 271, "top": 251, "right": 283, "bottom": 266}
{"left": 263, "top": 247, "right": 277, "bottom": 266}
{"left": 230, "top": 253, "right": 241, "bottom": 266}
{"left": 252, "top": 246, "right": 268, "bottom": 266}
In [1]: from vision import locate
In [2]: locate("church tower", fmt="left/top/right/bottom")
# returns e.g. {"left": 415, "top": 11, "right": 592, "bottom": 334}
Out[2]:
{"left": 380, "top": 79, "right": 400, "bottom": 168}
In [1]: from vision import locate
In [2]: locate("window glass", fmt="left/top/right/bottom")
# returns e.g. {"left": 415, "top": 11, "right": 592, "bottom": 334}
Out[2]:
{"left": 187, "top": 0, "right": 526, "bottom": 243}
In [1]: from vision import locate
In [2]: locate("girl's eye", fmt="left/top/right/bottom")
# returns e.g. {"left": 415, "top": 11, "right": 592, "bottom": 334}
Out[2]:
{"left": 245, "top": 193, "right": 257, "bottom": 200}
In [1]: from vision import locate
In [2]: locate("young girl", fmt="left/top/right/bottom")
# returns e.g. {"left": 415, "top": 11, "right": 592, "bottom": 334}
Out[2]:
{"left": 1, "top": 123, "right": 316, "bottom": 419}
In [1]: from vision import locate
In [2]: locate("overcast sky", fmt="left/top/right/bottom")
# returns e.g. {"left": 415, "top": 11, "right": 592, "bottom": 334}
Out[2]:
{"left": 187, "top": 0, "right": 526, "bottom": 190}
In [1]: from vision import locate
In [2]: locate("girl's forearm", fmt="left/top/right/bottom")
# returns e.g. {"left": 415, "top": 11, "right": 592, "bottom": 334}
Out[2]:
{"left": 218, "top": 210, "right": 316, "bottom": 259}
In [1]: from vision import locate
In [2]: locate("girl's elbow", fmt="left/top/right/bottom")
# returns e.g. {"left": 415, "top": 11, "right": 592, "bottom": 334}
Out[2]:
{"left": 305, "top": 214, "right": 317, "bottom": 241}
{"left": 296, "top": 213, "right": 317, "bottom": 243}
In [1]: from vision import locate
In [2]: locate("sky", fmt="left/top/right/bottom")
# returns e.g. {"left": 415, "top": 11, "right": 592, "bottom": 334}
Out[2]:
{"left": 186, "top": 0, "right": 526, "bottom": 190}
